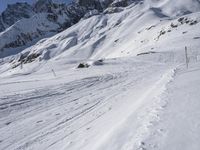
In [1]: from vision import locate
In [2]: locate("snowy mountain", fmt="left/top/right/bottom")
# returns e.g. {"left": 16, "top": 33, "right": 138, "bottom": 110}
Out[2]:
{"left": 0, "top": 2, "right": 35, "bottom": 32}
{"left": 0, "top": 0, "right": 138, "bottom": 58}
{"left": 1, "top": 0, "right": 200, "bottom": 69}
{"left": 0, "top": 0, "right": 200, "bottom": 150}
{"left": 0, "top": 0, "right": 87, "bottom": 58}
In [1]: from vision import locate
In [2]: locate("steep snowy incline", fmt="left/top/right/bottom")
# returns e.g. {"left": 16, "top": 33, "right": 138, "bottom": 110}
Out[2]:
{"left": 0, "top": 0, "right": 140, "bottom": 58}
{"left": 0, "top": 56, "right": 176, "bottom": 150}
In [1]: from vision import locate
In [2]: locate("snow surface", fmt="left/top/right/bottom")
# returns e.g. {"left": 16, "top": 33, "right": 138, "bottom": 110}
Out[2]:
{"left": 0, "top": 0, "right": 200, "bottom": 150}
{"left": 0, "top": 56, "right": 177, "bottom": 150}
{"left": 135, "top": 63, "right": 200, "bottom": 150}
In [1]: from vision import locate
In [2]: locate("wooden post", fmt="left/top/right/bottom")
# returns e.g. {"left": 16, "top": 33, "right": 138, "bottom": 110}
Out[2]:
{"left": 185, "top": 46, "right": 189, "bottom": 69}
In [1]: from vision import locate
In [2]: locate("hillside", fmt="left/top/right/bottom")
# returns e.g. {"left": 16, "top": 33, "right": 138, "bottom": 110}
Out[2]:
{"left": 0, "top": 0, "right": 200, "bottom": 150}
{"left": 0, "top": 0, "right": 135, "bottom": 58}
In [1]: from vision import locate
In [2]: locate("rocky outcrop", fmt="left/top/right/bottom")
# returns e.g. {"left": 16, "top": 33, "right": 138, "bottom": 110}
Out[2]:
{"left": 76, "top": 0, "right": 113, "bottom": 10}
{"left": 76, "top": 0, "right": 135, "bottom": 11}
{"left": 0, "top": 15, "right": 5, "bottom": 32}
{"left": 0, "top": 2, "right": 35, "bottom": 32}
{"left": 75, "top": 0, "right": 143, "bottom": 16}
{"left": 110, "top": 0, "right": 129, "bottom": 7}
{"left": 33, "top": 0, "right": 54, "bottom": 13}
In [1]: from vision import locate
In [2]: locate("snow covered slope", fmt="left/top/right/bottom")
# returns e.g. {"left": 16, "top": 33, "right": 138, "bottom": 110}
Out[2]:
{"left": 0, "top": 0, "right": 200, "bottom": 150}
{"left": 0, "top": 0, "right": 86, "bottom": 58}
{"left": 0, "top": 0, "right": 136, "bottom": 58}
{"left": 1, "top": 0, "right": 200, "bottom": 75}
{"left": 146, "top": 0, "right": 200, "bottom": 17}
{"left": 126, "top": 62, "right": 200, "bottom": 150}
{"left": 0, "top": 56, "right": 178, "bottom": 150}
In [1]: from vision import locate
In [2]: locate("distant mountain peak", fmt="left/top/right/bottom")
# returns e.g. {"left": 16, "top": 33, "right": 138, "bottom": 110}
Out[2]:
{"left": 0, "top": 2, "right": 34, "bottom": 29}
{"left": 1, "top": 0, "right": 200, "bottom": 59}
{"left": 34, "top": 0, "right": 54, "bottom": 12}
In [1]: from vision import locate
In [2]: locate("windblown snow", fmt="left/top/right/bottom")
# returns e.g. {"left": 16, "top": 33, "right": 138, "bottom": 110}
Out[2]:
{"left": 0, "top": 0, "right": 200, "bottom": 150}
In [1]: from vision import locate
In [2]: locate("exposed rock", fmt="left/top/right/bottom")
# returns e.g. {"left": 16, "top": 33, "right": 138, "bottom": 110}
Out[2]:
{"left": 76, "top": 0, "right": 100, "bottom": 9}
{"left": 75, "top": 0, "right": 137, "bottom": 11}
{"left": 84, "top": 9, "right": 100, "bottom": 18}
{"left": 104, "top": 7, "right": 124, "bottom": 14}
{"left": 18, "top": 52, "right": 41, "bottom": 64}
{"left": 33, "top": 0, "right": 54, "bottom": 13}
{"left": 77, "top": 62, "right": 90, "bottom": 68}
{"left": 110, "top": 0, "right": 128, "bottom": 7}
{"left": 0, "top": 2, "right": 35, "bottom": 31}
{"left": 0, "top": 15, "right": 6, "bottom": 32}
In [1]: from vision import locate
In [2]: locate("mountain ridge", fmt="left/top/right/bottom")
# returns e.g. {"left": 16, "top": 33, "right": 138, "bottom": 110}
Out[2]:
{"left": 0, "top": 0, "right": 200, "bottom": 60}
{"left": 0, "top": 0, "right": 138, "bottom": 58}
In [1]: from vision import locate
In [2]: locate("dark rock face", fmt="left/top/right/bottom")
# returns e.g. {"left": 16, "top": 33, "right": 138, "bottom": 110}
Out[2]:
{"left": 76, "top": 0, "right": 139, "bottom": 11}
{"left": 4, "top": 31, "right": 42, "bottom": 50}
{"left": 0, "top": 15, "right": 5, "bottom": 32}
{"left": 76, "top": 0, "right": 114, "bottom": 11}
{"left": 0, "top": 2, "right": 35, "bottom": 32}
{"left": 34, "top": 0, "right": 54, "bottom": 13}
{"left": 111, "top": 0, "right": 129, "bottom": 7}
{"left": 77, "top": 62, "right": 90, "bottom": 68}
{"left": 76, "top": 0, "right": 104, "bottom": 10}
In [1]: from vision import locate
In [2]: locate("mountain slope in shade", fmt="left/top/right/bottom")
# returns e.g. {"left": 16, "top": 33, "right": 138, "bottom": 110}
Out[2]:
{"left": 0, "top": 1, "right": 86, "bottom": 58}
{"left": 0, "top": 2, "right": 35, "bottom": 32}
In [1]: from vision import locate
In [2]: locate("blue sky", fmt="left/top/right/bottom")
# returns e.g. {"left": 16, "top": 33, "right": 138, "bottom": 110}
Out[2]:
{"left": 0, "top": 0, "right": 72, "bottom": 12}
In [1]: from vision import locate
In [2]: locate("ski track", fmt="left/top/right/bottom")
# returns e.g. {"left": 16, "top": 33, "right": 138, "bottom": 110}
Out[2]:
{"left": 0, "top": 0, "right": 199, "bottom": 149}
{"left": 0, "top": 58, "right": 176, "bottom": 150}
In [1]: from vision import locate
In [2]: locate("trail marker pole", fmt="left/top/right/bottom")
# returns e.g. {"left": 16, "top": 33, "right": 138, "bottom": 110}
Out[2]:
{"left": 51, "top": 69, "right": 56, "bottom": 77}
{"left": 20, "top": 61, "right": 23, "bottom": 69}
{"left": 185, "top": 46, "right": 189, "bottom": 69}
{"left": 19, "top": 53, "right": 23, "bottom": 69}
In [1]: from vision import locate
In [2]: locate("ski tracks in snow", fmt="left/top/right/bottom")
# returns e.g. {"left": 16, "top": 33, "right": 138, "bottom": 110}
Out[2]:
{"left": 93, "top": 67, "right": 177, "bottom": 150}
{"left": 0, "top": 58, "right": 177, "bottom": 150}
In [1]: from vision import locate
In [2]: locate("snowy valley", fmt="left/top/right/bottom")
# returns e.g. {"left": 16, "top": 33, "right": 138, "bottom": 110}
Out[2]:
{"left": 0, "top": 0, "right": 200, "bottom": 150}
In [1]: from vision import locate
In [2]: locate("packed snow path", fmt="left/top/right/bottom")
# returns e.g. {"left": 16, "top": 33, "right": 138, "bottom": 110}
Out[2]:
{"left": 138, "top": 63, "right": 200, "bottom": 150}
{"left": 0, "top": 57, "right": 176, "bottom": 150}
